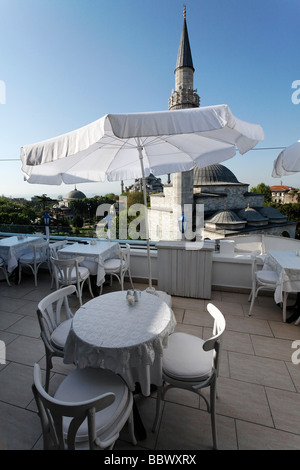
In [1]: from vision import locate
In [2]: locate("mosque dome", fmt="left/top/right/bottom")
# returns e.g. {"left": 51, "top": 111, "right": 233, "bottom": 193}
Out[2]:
{"left": 205, "top": 209, "right": 246, "bottom": 231}
{"left": 193, "top": 164, "right": 241, "bottom": 185}
{"left": 65, "top": 188, "right": 86, "bottom": 200}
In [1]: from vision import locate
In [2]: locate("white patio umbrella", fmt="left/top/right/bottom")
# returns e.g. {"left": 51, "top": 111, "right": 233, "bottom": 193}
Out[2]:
{"left": 21, "top": 104, "right": 265, "bottom": 290}
{"left": 272, "top": 141, "right": 300, "bottom": 177}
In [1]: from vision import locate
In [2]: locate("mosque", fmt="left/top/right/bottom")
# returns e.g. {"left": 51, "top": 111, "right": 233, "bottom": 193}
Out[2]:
{"left": 52, "top": 187, "right": 87, "bottom": 221}
{"left": 148, "top": 8, "right": 296, "bottom": 241}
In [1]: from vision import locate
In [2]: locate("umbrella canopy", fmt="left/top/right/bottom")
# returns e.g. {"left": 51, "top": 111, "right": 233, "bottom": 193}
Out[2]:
{"left": 21, "top": 105, "right": 264, "bottom": 184}
{"left": 272, "top": 141, "right": 300, "bottom": 177}
{"left": 20, "top": 104, "right": 265, "bottom": 290}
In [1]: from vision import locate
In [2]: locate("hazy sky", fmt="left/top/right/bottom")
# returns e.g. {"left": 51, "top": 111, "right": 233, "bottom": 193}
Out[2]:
{"left": 0, "top": 0, "right": 299, "bottom": 199}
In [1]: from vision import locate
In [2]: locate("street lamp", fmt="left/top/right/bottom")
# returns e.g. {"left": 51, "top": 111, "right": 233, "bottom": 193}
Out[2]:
{"left": 178, "top": 214, "right": 188, "bottom": 235}
{"left": 43, "top": 212, "right": 50, "bottom": 240}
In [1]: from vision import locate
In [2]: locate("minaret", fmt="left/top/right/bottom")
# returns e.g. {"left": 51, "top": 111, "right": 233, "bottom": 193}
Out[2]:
{"left": 170, "top": 7, "right": 199, "bottom": 234}
{"left": 169, "top": 6, "right": 200, "bottom": 110}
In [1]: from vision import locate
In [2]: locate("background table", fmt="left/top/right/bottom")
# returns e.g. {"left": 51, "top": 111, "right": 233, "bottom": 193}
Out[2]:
{"left": 264, "top": 251, "right": 300, "bottom": 304}
{"left": 0, "top": 236, "right": 44, "bottom": 272}
{"left": 58, "top": 240, "right": 119, "bottom": 286}
{"left": 64, "top": 290, "right": 177, "bottom": 396}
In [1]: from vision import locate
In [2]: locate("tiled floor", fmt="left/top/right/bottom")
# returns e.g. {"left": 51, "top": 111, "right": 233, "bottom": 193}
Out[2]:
{"left": 1, "top": 270, "right": 300, "bottom": 450}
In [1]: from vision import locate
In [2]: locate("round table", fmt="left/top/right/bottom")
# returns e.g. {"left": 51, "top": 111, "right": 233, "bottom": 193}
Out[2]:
{"left": 64, "top": 290, "right": 176, "bottom": 396}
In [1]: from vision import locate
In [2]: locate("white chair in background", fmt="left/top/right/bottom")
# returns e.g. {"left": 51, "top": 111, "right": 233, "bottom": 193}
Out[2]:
{"left": 152, "top": 303, "right": 226, "bottom": 450}
{"left": 248, "top": 250, "right": 286, "bottom": 319}
{"left": 100, "top": 243, "right": 134, "bottom": 294}
{"left": 0, "top": 257, "right": 11, "bottom": 286}
{"left": 49, "top": 240, "right": 68, "bottom": 288}
{"left": 18, "top": 240, "right": 50, "bottom": 287}
{"left": 51, "top": 256, "right": 94, "bottom": 306}
{"left": 37, "top": 285, "right": 76, "bottom": 392}
{"left": 32, "top": 363, "right": 137, "bottom": 450}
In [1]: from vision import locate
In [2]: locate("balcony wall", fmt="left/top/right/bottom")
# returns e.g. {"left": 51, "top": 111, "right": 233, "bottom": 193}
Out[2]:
{"left": 1, "top": 231, "right": 300, "bottom": 296}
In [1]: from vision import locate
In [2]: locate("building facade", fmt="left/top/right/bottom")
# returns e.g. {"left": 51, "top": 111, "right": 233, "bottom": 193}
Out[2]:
{"left": 271, "top": 184, "right": 300, "bottom": 204}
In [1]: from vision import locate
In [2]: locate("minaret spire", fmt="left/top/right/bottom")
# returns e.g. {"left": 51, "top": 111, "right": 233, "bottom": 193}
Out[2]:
{"left": 169, "top": 6, "right": 200, "bottom": 110}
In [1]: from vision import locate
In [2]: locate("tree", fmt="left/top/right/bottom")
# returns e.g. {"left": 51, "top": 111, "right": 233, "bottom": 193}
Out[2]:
{"left": 72, "top": 215, "right": 84, "bottom": 228}
{"left": 250, "top": 183, "right": 272, "bottom": 204}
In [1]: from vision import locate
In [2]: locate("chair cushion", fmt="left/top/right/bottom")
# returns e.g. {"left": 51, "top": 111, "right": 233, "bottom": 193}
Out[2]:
{"left": 103, "top": 258, "right": 122, "bottom": 270}
{"left": 50, "top": 318, "right": 73, "bottom": 349}
{"left": 257, "top": 270, "right": 278, "bottom": 285}
{"left": 163, "top": 332, "right": 213, "bottom": 382}
{"left": 54, "top": 368, "right": 129, "bottom": 443}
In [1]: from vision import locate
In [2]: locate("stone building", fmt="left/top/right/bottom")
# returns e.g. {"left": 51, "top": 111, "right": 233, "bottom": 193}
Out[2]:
{"left": 270, "top": 183, "right": 300, "bottom": 204}
{"left": 125, "top": 174, "right": 163, "bottom": 194}
{"left": 148, "top": 8, "right": 296, "bottom": 241}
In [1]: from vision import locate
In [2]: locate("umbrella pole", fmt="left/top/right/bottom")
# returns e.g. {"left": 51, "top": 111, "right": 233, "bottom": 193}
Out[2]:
{"left": 137, "top": 143, "right": 154, "bottom": 292}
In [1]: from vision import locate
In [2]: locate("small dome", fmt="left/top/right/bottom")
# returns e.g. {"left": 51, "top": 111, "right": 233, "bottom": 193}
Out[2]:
{"left": 65, "top": 188, "right": 86, "bottom": 200}
{"left": 205, "top": 209, "right": 247, "bottom": 231}
{"left": 208, "top": 209, "right": 243, "bottom": 224}
{"left": 193, "top": 164, "right": 240, "bottom": 185}
{"left": 238, "top": 205, "right": 267, "bottom": 221}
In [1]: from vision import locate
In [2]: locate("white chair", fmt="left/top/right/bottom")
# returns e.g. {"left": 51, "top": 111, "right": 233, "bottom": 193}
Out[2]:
{"left": 18, "top": 240, "right": 50, "bottom": 287}
{"left": 248, "top": 251, "right": 287, "bottom": 320}
{"left": 51, "top": 256, "right": 94, "bottom": 306}
{"left": 100, "top": 243, "right": 134, "bottom": 294}
{"left": 152, "top": 303, "right": 226, "bottom": 450}
{"left": 37, "top": 285, "right": 76, "bottom": 392}
{"left": 32, "top": 363, "right": 137, "bottom": 450}
{"left": 0, "top": 257, "right": 11, "bottom": 286}
{"left": 49, "top": 240, "right": 68, "bottom": 288}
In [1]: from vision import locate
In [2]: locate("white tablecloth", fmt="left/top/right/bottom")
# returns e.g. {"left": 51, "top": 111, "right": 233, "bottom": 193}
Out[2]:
{"left": 0, "top": 236, "right": 44, "bottom": 272}
{"left": 58, "top": 240, "right": 119, "bottom": 286}
{"left": 64, "top": 290, "right": 177, "bottom": 396}
{"left": 264, "top": 251, "right": 300, "bottom": 304}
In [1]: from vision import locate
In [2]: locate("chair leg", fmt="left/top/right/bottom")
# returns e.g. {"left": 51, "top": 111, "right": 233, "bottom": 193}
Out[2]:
{"left": 18, "top": 263, "right": 22, "bottom": 284}
{"left": 152, "top": 386, "right": 163, "bottom": 433}
{"left": 76, "top": 281, "right": 83, "bottom": 306}
{"left": 1, "top": 267, "right": 11, "bottom": 286}
{"left": 87, "top": 277, "right": 94, "bottom": 299}
{"left": 45, "top": 355, "right": 53, "bottom": 393}
{"left": 210, "top": 378, "right": 218, "bottom": 450}
{"left": 248, "top": 287, "right": 256, "bottom": 316}
{"left": 128, "top": 410, "right": 137, "bottom": 446}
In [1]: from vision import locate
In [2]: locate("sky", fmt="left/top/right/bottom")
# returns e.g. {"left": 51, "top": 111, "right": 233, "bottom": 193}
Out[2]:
{"left": 0, "top": 0, "right": 299, "bottom": 200}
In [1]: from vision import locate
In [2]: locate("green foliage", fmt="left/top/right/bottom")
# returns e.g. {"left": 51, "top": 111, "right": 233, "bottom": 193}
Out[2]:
{"left": 72, "top": 215, "right": 84, "bottom": 228}
{"left": 69, "top": 195, "right": 117, "bottom": 220}
{"left": 270, "top": 202, "right": 300, "bottom": 239}
{"left": 250, "top": 183, "right": 272, "bottom": 204}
